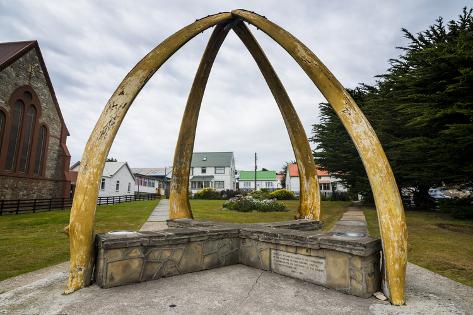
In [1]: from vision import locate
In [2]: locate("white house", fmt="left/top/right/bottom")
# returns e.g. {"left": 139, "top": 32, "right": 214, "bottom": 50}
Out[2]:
{"left": 285, "top": 163, "right": 347, "bottom": 196}
{"left": 98, "top": 162, "right": 135, "bottom": 197}
{"left": 132, "top": 168, "right": 172, "bottom": 196}
{"left": 70, "top": 161, "right": 135, "bottom": 197}
{"left": 132, "top": 173, "right": 157, "bottom": 194}
{"left": 189, "top": 152, "right": 236, "bottom": 194}
{"left": 238, "top": 170, "right": 278, "bottom": 191}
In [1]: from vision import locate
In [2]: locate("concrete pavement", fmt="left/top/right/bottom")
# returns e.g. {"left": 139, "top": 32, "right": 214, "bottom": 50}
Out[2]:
{"left": 1, "top": 262, "right": 472, "bottom": 314}
{"left": 140, "top": 198, "right": 169, "bottom": 231}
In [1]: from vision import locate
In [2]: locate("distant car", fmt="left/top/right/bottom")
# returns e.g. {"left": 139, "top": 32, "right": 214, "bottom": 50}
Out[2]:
{"left": 429, "top": 188, "right": 452, "bottom": 200}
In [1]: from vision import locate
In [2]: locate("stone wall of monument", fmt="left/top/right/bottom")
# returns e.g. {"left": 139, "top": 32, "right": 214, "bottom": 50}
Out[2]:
{"left": 95, "top": 220, "right": 381, "bottom": 298}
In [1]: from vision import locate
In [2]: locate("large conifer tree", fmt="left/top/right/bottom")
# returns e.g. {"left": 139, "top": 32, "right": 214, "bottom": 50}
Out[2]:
{"left": 312, "top": 8, "right": 473, "bottom": 208}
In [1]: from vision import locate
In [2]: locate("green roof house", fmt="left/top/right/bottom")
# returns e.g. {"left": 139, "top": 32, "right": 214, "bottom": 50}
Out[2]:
{"left": 190, "top": 152, "right": 236, "bottom": 192}
{"left": 238, "top": 170, "right": 279, "bottom": 190}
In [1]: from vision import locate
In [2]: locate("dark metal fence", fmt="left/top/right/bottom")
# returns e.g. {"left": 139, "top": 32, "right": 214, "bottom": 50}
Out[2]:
{"left": 0, "top": 193, "right": 159, "bottom": 215}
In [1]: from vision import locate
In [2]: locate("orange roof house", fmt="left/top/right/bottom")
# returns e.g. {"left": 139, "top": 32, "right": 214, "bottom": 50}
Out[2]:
{"left": 285, "top": 163, "right": 346, "bottom": 196}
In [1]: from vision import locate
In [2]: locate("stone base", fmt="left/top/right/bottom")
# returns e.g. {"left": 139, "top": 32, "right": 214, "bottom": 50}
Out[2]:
{"left": 95, "top": 219, "right": 381, "bottom": 298}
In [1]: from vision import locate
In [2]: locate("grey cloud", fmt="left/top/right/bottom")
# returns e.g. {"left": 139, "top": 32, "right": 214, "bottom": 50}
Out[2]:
{"left": 0, "top": 0, "right": 468, "bottom": 170}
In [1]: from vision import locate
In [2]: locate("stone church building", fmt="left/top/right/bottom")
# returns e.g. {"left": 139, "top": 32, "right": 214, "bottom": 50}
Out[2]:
{"left": 0, "top": 41, "right": 71, "bottom": 199}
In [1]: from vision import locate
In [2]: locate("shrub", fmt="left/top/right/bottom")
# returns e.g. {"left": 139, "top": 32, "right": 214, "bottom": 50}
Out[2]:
{"left": 328, "top": 191, "right": 351, "bottom": 201}
{"left": 223, "top": 196, "right": 286, "bottom": 212}
{"left": 320, "top": 192, "right": 351, "bottom": 201}
{"left": 438, "top": 198, "right": 473, "bottom": 219}
{"left": 219, "top": 189, "right": 242, "bottom": 200}
{"left": 269, "top": 189, "right": 296, "bottom": 200}
{"left": 193, "top": 188, "right": 221, "bottom": 200}
{"left": 248, "top": 190, "right": 271, "bottom": 200}
{"left": 223, "top": 196, "right": 255, "bottom": 212}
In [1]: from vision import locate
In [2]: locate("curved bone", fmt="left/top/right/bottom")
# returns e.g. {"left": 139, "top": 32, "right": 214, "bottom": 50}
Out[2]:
{"left": 233, "top": 22, "right": 320, "bottom": 220}
{"left": 65, "top": 12, "right": 233, "bottom": 294}
{"left": 169, "top": 21, "right": 321, "bottom": 220}
{"left": 231, "top": 9, "right": 407, "bottom": 305}
{"left": 169, "top": 22, "right": 234, "bottom": 219}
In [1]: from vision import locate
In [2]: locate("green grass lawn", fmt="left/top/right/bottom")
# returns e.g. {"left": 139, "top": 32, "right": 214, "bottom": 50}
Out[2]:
{"left": 0, "top": 199, "right": 348, "bottom": 282}
{"left": 364, "top": 208, "right": 473, "bottom": 287}
{"left": 190, "top": 200, "right": 349, "bottom": 231}
{"left": 0, "top": 199, "right": 158, "bottom": 281}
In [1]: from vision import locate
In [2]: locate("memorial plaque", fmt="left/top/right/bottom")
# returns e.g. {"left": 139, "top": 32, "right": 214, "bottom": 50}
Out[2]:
{"left": 271, "top": 250, "right": 326, "bottom": 284}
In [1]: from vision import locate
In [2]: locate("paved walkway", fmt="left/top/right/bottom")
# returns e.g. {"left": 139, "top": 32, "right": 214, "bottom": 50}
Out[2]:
{"left": 140, "top": 199, "right": 169, "bottom": 231}
{"left": 329, "top": 206, "right": 369, "bottom": 235}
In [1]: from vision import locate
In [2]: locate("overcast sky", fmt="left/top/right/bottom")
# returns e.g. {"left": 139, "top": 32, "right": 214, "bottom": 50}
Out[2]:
{"left": 0, "top": 1, "right": 468, "bottom": 171}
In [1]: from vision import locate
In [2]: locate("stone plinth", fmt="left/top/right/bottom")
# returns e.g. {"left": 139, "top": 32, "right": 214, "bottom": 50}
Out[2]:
{"left": 95, "top": 219, "right": 381, "bottom": 298}
{"left": 95, "top": 228, "right": 240, "bottom": 288}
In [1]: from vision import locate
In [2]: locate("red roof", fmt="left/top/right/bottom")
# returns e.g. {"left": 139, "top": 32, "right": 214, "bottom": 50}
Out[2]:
{"left": 287, "top": 163, "right": 329, "bottom": 177}
{"left": 0, "top": 41, "right": 36, "bottom": 70}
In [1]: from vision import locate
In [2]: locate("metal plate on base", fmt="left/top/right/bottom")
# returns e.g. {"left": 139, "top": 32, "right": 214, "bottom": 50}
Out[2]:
{"left": 271, "top": 250, "right": 326, "bottom": 284}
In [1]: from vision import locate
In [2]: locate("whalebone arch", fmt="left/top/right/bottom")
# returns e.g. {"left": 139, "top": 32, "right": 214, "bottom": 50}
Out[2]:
{"left": 168, "top": 20, "right": 321, "bottom": 222}
{"left": 67, "top": 10, "right": 407, "bottom": 306}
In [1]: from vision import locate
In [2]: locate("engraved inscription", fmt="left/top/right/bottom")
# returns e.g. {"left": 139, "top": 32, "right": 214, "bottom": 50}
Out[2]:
{"left": 271, "top": 250, "right": 326, "bottom": 284}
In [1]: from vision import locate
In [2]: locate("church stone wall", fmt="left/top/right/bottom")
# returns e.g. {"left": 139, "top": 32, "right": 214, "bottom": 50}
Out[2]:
{"left": 0, "top": 48, "right": 70, "bottom": 199}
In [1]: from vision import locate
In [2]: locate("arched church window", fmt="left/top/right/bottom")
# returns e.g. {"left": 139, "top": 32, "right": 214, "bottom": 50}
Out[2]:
{"left": 33, "top": 125, "right": 48, "bottom": 176}
{"left": 3, "top": 86, "right": 46, "bottom": 175}
{"left": 5, "top": 100, "right": 24, "bottom": 170}
{"left": 0, "top": 110, "right": 5, "bottom": 153}
{"left": 18, "top": 105, "right": 37, "bottom": 172}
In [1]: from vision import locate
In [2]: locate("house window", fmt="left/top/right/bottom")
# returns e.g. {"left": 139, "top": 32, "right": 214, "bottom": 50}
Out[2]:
{"left": 101, "top": 178, "right": 106, "bottom": 190}
{"left": 265, "top": 181, "right": 273, "bottom": 188}
{"left": 115, "top": 180, "right": 120, "bottom": 192}
{"left": 5, "top": 100, "right": 24, "bottom": 170}
{"left": 127, "top": 182, "right": 131, "bottom": 192}
{"left": 190, "top": 167, "right": 193, "bottom": 175}
{"left": 214, "top": 181, "right": 224, "bottom": 189}
{"left": 191, "top": 181, "right": 203, "bottom": 189}
{"left": 33, "top": 125, "right": 47, "bottom": 176}
{"left": 320, "top": 183, "right": 331, "bottom": 191}
{"left": 243, "top": 181, "right": 251, "bottom": 188}
{"left": 201, "top": 167, "right": 206, "bottom": 174}
{"left": 191, "top": 181, "right": 211, "bottom": 189}
{"left": 215, "top": 167, "right": 225, "bottom": 174}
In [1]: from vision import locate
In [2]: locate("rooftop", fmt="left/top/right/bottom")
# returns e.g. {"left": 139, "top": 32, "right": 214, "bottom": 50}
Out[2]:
{"left": 102, "top": 162, "right": 132, "bottom": 178}
{"left": 0, "top": 40, "right": 36, "bottom": 70}
{"left": 132, "top": 167, "right": 172, "bottom": 177}
{"left": 239, "top": 170, "right": 276, "bottom": 181}
{"left": 287, "top": 163, "right": 329, "bottom": 177}
{"left": 191, "top": 152, "right": 234, "bottom": 167}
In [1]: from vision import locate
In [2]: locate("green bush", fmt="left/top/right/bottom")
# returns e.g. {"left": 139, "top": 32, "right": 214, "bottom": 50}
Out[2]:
{"left": 223, "top": 196, "right": 286, "bottom": 212}
{"left": 269, "top": 189, "right": 296, "bottom": 200}
{"left": 248, "top": 190, "right": 271, "bottom": 200}
{"left": 219, "top": 189, "right": 242, "bottom": 199}
{"left": 438, "top": 198, "right": 473, "bottom": 219}
{"left": 193, "top": 188, "right": 221, "bottom": 200}
{"left": 329, "top": 192, "right": 351, "bottom": 201}
{"left": 320, "top": 192, "right": 351, "bottom": 201}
